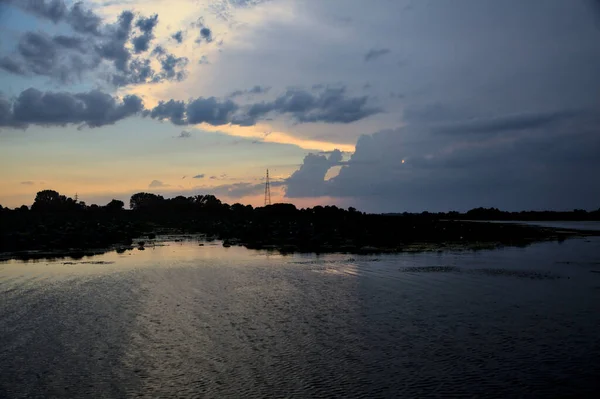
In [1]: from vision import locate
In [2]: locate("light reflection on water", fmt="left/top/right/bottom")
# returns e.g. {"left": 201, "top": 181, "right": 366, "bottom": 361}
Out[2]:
{"left": 1, "top": 237, "right": 600, "bottom": 398}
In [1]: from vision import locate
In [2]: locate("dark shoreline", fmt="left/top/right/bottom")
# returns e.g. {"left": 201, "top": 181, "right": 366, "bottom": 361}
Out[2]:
{"left": 3, "top": 190, "right": 600, "bottom": 262}
{"left": 2, "top": 222, "right": 598, "bottom": 262}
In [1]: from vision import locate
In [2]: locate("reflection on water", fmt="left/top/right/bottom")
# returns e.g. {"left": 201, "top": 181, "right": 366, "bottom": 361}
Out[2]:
{"left": 2, "top": 237, "right": 600, "bottom": 397}
{"left": 485, "top": 220, "right": 600, "bottom": 231}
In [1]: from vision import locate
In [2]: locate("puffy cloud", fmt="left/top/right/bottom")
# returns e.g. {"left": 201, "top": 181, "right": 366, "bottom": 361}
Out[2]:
{"left": 150, "top": 100, "right": 187, "bottom": 125}
{"left": 156, "top": 54, "right": 189, "bottom": 82}
{"left": 1, "top": 84, "right": 380, "bottom": 129}
{"left": 67, "top": 2, "right": 103, "bottom": 36}
{"left": 1, "top": 3, "right": 188, "bottom": 87}
{"left": 364, "top": 48, "right": 390, "bottom": 62}
{"left": 149, "top": 97, "right": 237, "bottom": 126}
{"left": 0, "top": 88, "right": 144, "bottom": 128}
{"left": 199, "top": 27, "right": 212, "bottom": 42}
{"left": 171, "top": 31, "right": 184, "bottom": 43}
{"left": 131, "top": 35, "right": 152, "bottom": 54}
{"left": 13, "top": 0, "right": 102, "bottom": 35}
{"left": 193, "top": 174, "right": 205, "bottom": 179}
{"left": 149, "top": 180, "right": 169, "bottom": 188}
{"left": 281, "top": 87, "right": 380, "bottom": 124}
{"left": 285, "top": 150, "right": 342, "bottom": 197}
{"left": 148, "top": 87, "right": 378, "bottom": 127}
{"left": 136, "top": 14, "right": 159, "bottom": 34}
{"left": 0, "top": 57, "right": 27, "bottom": 75}
{"left": 0, "top": 31, "right": 100, "bottom": 83}
{"left": 17, "top": 0, "right": 68, "bottom": 23}
{"left": 0, "top": 97, "right": 12, "bottom": 125}
{"left": 132, "top": 14, "right": 158, "bottom": 53}
{"left": 235, "top": 87, "right": 381, "bottom": 125}
{"left": 186, "top": 97, "right": 238, "bottom": 125}
{"left": 175, "top": 130, "right": 191, "bottom": 139}
{"left": 228, "top": 85, "right": 270, "bottom": 98}
{"left": 96, "top": 10, "right": 134, "bottom": 72}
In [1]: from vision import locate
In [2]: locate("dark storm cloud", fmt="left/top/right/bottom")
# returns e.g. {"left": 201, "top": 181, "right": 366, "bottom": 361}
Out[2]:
{"left": 285, "top": 0, "right": 599, "bottom": 213}
{"left": 285, "top": 109, "right": 600, "bottom": 211}
{"left": 285, "top": 150, "right": 342, "bottom": 197}
{"left": 431, "top": 111, "right": 579, "bottom": 135}
{"left": 590, "top": 0, "right": 600, "bottom": 26}
{"left": 0, "top": 88, "right": 144, "bottom": 128}
{"left": 364, "top": 48, "right": 390, "bottom": 62}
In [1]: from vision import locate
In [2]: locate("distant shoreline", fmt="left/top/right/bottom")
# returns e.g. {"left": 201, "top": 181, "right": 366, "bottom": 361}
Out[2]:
{"left": 2, "top": 190, "right": 599, "bottom": 262}
{"left": 2, "top": 222, "right": 598, "bottom": 262}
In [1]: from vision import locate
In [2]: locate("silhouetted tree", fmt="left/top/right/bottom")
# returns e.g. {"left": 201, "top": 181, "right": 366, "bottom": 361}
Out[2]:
{"left": 31, "top": 190, "right": 81, "bottom": 212}
{"left": 193, "top": 194, "right": 222, "bottom": 208}
{"left": 105, "top": 199, "right": 125, "bottom": 212}
{"left": 130, "top": 193, "right": 164, "bottom": 211}
{"left": 31, "top": 190, "right": 61, "bottom": 211}
{"left": 169, "top": 196, "right": 194, "bottom": 212}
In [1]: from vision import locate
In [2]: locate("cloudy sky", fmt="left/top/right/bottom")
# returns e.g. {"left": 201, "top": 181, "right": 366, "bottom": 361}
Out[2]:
{"left": 1, "top": 0, "right": 599, "bottom": 212}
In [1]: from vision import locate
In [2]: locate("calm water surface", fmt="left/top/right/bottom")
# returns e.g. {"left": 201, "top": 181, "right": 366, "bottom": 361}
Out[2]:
{"left": 2, "top": 234, "right": 600, "bottom": 398}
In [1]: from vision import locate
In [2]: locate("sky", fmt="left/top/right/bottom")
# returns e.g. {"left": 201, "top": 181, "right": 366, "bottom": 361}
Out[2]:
{"left": 0, "top": 0, "right": 599, "bottom": 212}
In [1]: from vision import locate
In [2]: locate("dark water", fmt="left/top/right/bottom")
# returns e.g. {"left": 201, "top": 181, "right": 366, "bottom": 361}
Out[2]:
{"left": 2, "top": 235, "right": 600, "bottom": 398}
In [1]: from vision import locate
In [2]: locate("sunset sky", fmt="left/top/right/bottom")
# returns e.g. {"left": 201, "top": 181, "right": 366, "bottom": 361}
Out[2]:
{"left": 1, "top": 0, "right": 599, "bottom": 212}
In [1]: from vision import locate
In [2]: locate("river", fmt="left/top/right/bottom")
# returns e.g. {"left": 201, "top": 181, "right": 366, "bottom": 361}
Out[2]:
{"left": 2, "top": 228, "right": 600, "bottom": 397}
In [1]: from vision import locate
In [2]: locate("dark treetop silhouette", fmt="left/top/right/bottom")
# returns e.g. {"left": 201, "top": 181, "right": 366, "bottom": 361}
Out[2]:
{"left": 1, "top": 190, "right": 599, "bottom": 260}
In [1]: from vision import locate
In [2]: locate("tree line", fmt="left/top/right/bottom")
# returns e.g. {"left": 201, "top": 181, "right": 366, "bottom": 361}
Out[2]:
{"left": 1, "top": 190, "right": 599, "bottom": 221}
